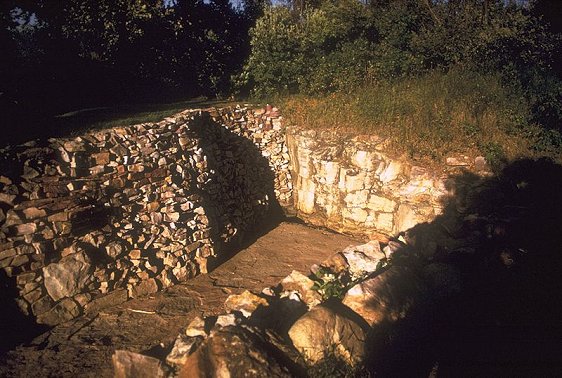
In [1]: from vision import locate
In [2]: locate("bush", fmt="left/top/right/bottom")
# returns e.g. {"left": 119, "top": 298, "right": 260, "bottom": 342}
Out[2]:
{"left": 235, "top": 7, "right": 304, "bottom": 98}
{"left": 237, "top": 0, "right": 375, "bottom": 97}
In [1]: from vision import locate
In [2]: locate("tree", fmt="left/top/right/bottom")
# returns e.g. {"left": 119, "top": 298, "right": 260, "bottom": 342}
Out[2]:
{"left": 0, "top": 0, "right": 263, "bottom": 124}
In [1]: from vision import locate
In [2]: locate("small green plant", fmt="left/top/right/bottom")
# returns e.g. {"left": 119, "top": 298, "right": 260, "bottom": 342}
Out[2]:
{"left": 311, "top": 259, "right": 390, "bottom": 301}
{"left": 311, "top": 266, "right": 351, "bottom": 300}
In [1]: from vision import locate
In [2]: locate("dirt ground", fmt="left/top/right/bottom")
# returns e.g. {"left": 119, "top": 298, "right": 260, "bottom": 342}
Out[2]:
{"left": 0, "top": 222, "right": 359, "bottom": 378}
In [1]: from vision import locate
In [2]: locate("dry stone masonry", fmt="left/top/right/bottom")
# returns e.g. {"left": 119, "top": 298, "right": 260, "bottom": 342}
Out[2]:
{"left": 0, "top": 104, "right": 490, "bottom": 327}
{"left": 0, "top": 107, "right": 292, "bottom": 325}
{"left": 286, "top": 128, "right": 490, "bottom": 237}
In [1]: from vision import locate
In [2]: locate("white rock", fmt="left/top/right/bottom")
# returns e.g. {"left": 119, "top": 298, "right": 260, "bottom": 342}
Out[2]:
{"left": 344, "top": 190, "right": 369, "bottom": 206}
{"left": 321, "top": 161, "right": 340, "bottom": 185}
{"left": 288, "top": 305, "right": 366, "bottom": 365}
{"left": 342, "top": 241, "right": 386, "bottom": 279}
{"left": 280, "top": 270, "right": 321, "bottom": 309}
{"left": 375, "top": 213, "right": 394, "bottom": 233}
{"left": 344, "top": 171, "right": 366, "bottom": 192}
{"left": 224, "top": 290, "right": 268, "bottom": 318}
{"left": 352, "top": 150, "right": 378, "bottom": 171}
{"left": 379, "top": 161, "right": 402, "bottom": 183}
{"left": 342, "top": 207, "right": 368, "bottom": 223}
{"left": 214, "top": 313, "right": 238, "bottom": 328}
{"left": 166, "top": 334, "right": 202, "bottom": 366}
{"left": 185, "top": 316, "right": 207, "bottom": 338}
{"left": 393, "top": 203, "right": 421, "bottom": 233}
{"left": 367, "top": 195, "right": 396, "bottom": 212}
{"left": 297, "top": 179, "right": 316, "bottom": 214}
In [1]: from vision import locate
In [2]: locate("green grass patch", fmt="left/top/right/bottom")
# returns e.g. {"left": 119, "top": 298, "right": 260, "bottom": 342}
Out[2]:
{"left": 281, "top": 69, "right": 562, "bottom": 166}
{"left": 52, "top": 97, "right": 237, "bottom": 137}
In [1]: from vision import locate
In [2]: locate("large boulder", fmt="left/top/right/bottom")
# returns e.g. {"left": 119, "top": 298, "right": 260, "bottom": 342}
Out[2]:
{"left": 178, "top": 325, "right": 299, "bottom": 378}
{"left": 288, "top": 304, "right": 367, "bottom": 365}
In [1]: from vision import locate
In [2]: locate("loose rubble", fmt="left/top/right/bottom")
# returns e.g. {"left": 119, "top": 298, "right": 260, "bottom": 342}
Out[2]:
{"left": 111, "top": 237, "right": 465, "bottom": 377}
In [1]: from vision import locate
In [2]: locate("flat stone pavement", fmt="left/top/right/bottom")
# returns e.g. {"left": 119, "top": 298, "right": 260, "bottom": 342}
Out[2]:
{"left": 0, "top": 222, "right": 360, "bottom": 378}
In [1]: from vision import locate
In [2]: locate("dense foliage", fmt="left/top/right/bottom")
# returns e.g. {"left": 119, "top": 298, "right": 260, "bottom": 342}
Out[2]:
{"left": 242, "top": 0, "right": 560, "bottom": 89}
{"left": 236, "top": 0, "right": 377, "bottom": 96}
{"left": 1, "top": 0, "right": 561, "bottom": 156}
{"left": 240, "top": 0, "right": 562, "bottom": 143}
{"left": 0, "top": 0, "right": 266, "bottom": 128}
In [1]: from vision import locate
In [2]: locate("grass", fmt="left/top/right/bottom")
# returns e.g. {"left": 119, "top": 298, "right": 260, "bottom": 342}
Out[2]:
{"left": 53, "top": 97, "right": 238, "bottom": 136}
{"left": 3, "top": 96, "right": 239, "bottom": 146}
{"left": 280, "top": 69, "right": 562, "bottom": 167}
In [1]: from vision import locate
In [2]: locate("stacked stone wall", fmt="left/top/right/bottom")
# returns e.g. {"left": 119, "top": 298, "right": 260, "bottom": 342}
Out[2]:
{"left": 0, "top": 107, "right": 292, "bottom": 325}
{"left": 286, "top": 128, "right": 489, "bottom": 237}
{"left": 0, "top": 104, "right": 488, "bottom": 326}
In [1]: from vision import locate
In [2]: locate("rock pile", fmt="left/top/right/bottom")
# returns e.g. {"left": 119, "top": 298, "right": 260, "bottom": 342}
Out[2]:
{"left": 114, "top": 238, "right": 462, "bottom": 377}
{"left": 0, "top": 106, "right": 292, "bottom": 325}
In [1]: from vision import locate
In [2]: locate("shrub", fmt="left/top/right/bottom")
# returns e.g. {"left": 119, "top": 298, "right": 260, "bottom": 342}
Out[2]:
{"left": 235, "top": 7, "right": 304, "bottom": 98}
{"left": 237, "top": 0, "right": 375, "bottom": 97}
{"left": 310, "top": 266, "right": 351, "bottom": 300}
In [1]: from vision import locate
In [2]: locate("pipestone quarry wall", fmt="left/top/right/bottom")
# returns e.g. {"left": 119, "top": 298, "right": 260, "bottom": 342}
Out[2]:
{"left": 286, "top": 128, "right": 490, "bottom": 237}
{"left": 0, "top": 107, "right": 292, "bottom": 325}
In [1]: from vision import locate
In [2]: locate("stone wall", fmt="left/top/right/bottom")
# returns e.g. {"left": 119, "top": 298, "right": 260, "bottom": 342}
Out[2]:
{"left": 285, "top": 128, "right": 488, "bottom": 237}
{"left": 0, "top": 104, "right": 489, "bottom": 327}
{"left": 0, "top": 107, "right": 292, "bottom": 325}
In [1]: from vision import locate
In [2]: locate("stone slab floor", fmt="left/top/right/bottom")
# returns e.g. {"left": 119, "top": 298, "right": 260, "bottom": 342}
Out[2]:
{"left": 0, "top": 222, "right": 359, "bottom": 378}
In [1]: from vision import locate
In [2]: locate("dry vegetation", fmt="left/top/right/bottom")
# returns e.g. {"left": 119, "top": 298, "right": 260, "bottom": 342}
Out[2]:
{"left": 281, "top": 69, "right": 562, "bottom": 168}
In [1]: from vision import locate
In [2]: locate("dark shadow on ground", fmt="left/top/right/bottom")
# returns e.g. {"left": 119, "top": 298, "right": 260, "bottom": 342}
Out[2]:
{"left": 365, "top": 158, "right": 562, "bottom": 377}
{"left": 0, "top": 269, "right": 49, "bottom": 359}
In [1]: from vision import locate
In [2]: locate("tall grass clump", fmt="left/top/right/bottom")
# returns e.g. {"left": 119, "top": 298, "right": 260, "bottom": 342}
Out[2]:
{"left": 283, "top": 69, "right": 559, "bottom": 165}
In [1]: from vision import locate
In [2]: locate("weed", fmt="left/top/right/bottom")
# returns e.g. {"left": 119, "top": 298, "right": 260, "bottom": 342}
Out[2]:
{"left": 310, "top": 266, "right": 352, "bottom": 300}
{"left": 310, "top": 259, "right": 390, "bottom": 301}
